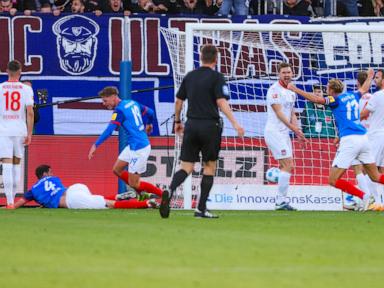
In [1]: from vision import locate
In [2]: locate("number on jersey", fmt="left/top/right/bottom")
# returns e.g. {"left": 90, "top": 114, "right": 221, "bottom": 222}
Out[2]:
{"left": 3, "top": 91, "right": 21, "bottom": 111}
{"left": 131, "top": 105, "right": 144, "bottom": 131}
{"left": 346, "top": 99, "right": 359, "bottom": 120}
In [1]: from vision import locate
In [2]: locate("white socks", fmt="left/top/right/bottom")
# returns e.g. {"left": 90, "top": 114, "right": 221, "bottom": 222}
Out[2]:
{"left": 2, "top": 163, "right": 14, "bottom": 205}
{"left": 356, "top": 173, "right": 371, "bottom": 198}
{"left": 277, "top": 171, "right": 291, "bottom": 205}
{"left": 12, "top": 164, "right": 21, "bottom": 198}
{"left": 364, "top": 174, "right": 380, "bottom": 203}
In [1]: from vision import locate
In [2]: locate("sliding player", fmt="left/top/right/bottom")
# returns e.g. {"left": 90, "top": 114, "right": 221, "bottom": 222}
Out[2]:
{"left": 0, "top": 60, "right": 34, "bottom": 209}
{"left": 288, "top": 69, "right": 384, "bottom": 210}
{"left": 12, "top": 164, "right": 158, "bottom": 209}
{"left": 264, "top": 62, "right": 306, "bottom": 211}
{"left": 88, "top": 87, "right": 163, "bottom": 198}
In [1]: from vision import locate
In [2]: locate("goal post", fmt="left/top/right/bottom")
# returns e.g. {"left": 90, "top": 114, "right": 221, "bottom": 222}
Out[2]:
{"left": 161, "top": 23, "right": 384, "bottom": 211}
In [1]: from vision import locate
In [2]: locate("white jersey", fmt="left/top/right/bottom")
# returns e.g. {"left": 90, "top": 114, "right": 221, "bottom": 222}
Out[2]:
{"left": 358, "top": 93, "right": 372, "bottom": 129}
{"left": 265, "top": 81, "right": 296, "bottom": 134}
{"left": 365, "top": 89, "right": 384, "bottom": 137}
{"left": 0, "top": 81, "right": 34, "bottom": 136}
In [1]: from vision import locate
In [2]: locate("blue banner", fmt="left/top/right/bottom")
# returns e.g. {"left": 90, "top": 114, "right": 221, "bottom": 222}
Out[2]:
{"left": 0, "top": 14, "right": 382, "bottom": 135}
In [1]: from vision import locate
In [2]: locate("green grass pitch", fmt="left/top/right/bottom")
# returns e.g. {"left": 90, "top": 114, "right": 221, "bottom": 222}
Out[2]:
{"left": 0, "top": 209, "right": 383, "bottom": 288}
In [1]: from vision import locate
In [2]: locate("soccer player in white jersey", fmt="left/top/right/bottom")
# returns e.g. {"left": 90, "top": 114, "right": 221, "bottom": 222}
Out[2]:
{"left": 361, "top": 69, "right": 384, "bottom": 208}
{"left": 288, "top": 69, "right": 384, "bottom": 210}
{"left": 264, "top": 62, "right": 306, "bottom": 211}
{"left": 348, "top": 71, "right": 382, "bottom": 211}
{"left": 0, "top": 60, "right": 34, "bottom": 209}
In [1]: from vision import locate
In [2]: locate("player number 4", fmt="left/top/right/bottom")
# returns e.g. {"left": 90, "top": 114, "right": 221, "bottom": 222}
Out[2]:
{"left": 346, "top": 99, "right": 359, "bottom": 121}
{"left": 3, "top": 91, "right": 21, "bottom": 111}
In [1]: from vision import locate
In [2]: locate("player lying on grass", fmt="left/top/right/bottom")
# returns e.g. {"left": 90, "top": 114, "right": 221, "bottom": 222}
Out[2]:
{"left": 11, "top": 165, "right": 159, "bottom": 209}
{"left": 88, "top": 86, "right": 163, "bottom": 199}
{"left": 288, "top": 69, "right": 384, "bottom": 210}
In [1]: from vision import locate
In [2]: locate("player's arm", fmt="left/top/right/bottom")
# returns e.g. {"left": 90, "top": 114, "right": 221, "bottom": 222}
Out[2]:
{"left": 287, "top": 83, "right": 326, "bottom": 105}
{"left": 14, "top": 197, "right": 30, "bottom": 209}
{"left": 217, "top": 98, "right": 244, "bottom": 137}
{"left": 14, "top": 190, "right": 34, "bottom": 209}
{"left": 88, "top": 110, "right": 122, "bottom": 159}
{"left": 25, "top": 105, "right": 34, "bottom": 145}
{"left": 361, "top": 93, "right": 375, "bottom": 120}
{"left": 358, "top": 68, "right": 374, "bottom": 95}
{"left": 271, "top": 104, "right": 304, "bottom": 139}
{"left": 139, "top": 103, "right": 154, "bottom": 134}
{"left": 174, "top": 78, "right": 187, "bottom": 135}
{"left": 174, "top": 98, "right": 184, "bottom": 135}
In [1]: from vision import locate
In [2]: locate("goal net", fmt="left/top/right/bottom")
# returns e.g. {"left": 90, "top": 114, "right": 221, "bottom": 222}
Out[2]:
{"left": 161, "top": 23, "right": 384, "bottom": 211}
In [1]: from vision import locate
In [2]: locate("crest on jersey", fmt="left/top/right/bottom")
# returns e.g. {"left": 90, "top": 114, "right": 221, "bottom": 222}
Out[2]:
{"left": 222, "top": 85, "right": 230, "bottom": 96}
{"left": 52, "top": 15, "right": 99, "bottom": 75}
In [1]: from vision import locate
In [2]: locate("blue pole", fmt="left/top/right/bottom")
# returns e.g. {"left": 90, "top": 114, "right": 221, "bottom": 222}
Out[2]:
{"left": 118, "top": 61, "right": 132, "bottom": 193}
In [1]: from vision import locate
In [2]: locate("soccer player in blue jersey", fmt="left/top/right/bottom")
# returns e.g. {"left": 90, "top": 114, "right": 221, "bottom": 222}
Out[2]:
{"left": 12, "top": 165, "right": 159, "bottom": 209}
{"left": 288, "top": 69, "right": 384, "bottom": 209}
{"left": 88, "top": 87, "right": 163, "bottom": 198}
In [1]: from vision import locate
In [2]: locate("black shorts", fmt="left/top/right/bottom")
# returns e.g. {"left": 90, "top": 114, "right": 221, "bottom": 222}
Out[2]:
{"left": 180, "top": 119, "right": 222, "bottom": 163}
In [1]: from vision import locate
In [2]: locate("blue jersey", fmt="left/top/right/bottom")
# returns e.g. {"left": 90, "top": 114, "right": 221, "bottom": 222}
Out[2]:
{"left": 95, "top": 100, "right": 154, "bottom": 151}
{"left": 325, "top": 91, "right": 366, "bottom": 138}
{"left": 23, "top": 176, "right": 66, "bottom": 208}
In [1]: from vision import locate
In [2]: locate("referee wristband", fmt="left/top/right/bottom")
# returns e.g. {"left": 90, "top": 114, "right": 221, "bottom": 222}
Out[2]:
{"left": 175, "top": 120, "right": 181, "bottom": 124}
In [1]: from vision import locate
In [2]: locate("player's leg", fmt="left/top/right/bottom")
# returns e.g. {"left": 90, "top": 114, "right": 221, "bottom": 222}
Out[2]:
{"left": 112, "top": 158, "right": 129, "bottom": 184}
{"left": 65, "top": 184, "right": 108, "bottom": 209}
{"left": 276, "top": 157, "right": 296, "bottom": 211}
{"left": 0, "top": 136, "right": 15, "bottom": 208}
{"left": 194, "top": 160, "right": 218, "bottom": 218}
{"left": 111, "top": 198, "right": 158, "bottom": 209}
{"left": 265, "top": 130, "right": 296, "bottom": 211}
{"left": 123, "top": 145, "right": 163, "bottom": 197}
{"left": 160, "top": 122, "right": 200, "bottom": 218}
{"left": 12, "top": 157, "right": 22, "bottom": 199}
{"left": 194, "top": 119, "right": 223, "bottom": 218}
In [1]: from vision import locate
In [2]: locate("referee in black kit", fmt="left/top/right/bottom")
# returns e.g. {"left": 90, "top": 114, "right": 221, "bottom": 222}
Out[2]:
{"left": 160, "top": 44, "right": 245, "bottom": 219}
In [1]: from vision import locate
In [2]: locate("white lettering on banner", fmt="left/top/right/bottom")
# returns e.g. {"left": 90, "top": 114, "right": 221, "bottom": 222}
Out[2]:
{"left": 207, "top": 185, "right": 344, "bottom": 211}
{"left": 322, "top": 22, "right": 384, "bottom": 67}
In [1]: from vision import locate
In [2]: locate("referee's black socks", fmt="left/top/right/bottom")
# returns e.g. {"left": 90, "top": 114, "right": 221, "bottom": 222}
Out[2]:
{"left": 169, "top": 169, "right": 189, "bottom": 192}
{"left": 198, "top": 175, "right": 214, "bottom": 212}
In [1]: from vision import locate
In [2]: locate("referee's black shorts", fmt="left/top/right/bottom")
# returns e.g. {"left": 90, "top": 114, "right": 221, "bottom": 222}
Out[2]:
{"left": 180, "top": 118, "right": 222, "bottom": 163}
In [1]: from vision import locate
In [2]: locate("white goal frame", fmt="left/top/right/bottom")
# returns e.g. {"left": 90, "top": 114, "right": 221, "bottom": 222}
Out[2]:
{"left": 178, "top": 23, "right": 384, "bottom": 210}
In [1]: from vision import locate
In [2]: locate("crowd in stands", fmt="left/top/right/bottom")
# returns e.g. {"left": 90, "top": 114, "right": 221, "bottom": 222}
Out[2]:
{"left": 0, "top": 0, "right": 384, "bottom": 17}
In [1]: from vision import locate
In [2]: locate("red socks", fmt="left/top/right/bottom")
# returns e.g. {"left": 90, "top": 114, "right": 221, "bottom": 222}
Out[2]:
{"left": 118, "top": 171, "right": 162, "bottom": 197}
{"left": 114, "top": 199, "right": 149, "bottom": 209}
{"left": 335, "top": 179, "right": 365, "bottom": 199}
{"left": 137, "top": 181, "right": 163, "bottom": 197}
{"left": 120, "top": 171, "right": 129, "bottom": 184}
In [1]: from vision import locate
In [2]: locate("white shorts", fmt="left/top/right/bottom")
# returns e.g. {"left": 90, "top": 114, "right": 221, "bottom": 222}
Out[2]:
{"left": 332, "top": 135, "right": 374, "bottom": 169}
{"left": 118, "top": 145, "right": 150, "bottom": 174}
{"left": 65, "top": 183, "right": 107, "bottom": 209}
{"left": 0, "top": 136, "right": 24, "bottom": 159}
{"left": 368, "top": 134, "right": 384, "bottom": 167}
{"left": 264, "top": 130, "right": 292, "bottom": 160}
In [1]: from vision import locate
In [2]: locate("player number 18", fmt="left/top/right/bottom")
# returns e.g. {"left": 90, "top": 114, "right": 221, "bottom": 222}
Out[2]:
{"left": 3, "top": 91, "right": 21, "bottom": 111}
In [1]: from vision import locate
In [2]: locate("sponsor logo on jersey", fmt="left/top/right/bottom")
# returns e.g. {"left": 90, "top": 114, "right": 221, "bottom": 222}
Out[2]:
{"left": 111, "top": 113, "right": 117, "bottom": 120}
{"left": 53, "top": 15, "right": 99, "bottom": 75}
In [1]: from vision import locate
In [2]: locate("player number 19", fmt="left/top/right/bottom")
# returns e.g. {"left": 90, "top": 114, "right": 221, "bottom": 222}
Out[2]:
{"left": 3, "top": 91, "right": 21, "bottom": 111}
{"left": 346, "top": 99, "right": 359, "bottom": 120}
